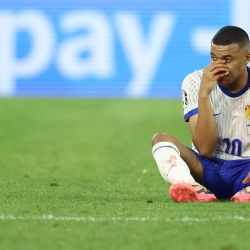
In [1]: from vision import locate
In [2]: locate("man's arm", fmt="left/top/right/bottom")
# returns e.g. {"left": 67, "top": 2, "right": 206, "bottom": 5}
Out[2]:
{"left": 242, "top": 172, "right": 250, "bottom": 184}
{"left": 188, "top": 62, "right": 229, "bottom": 158}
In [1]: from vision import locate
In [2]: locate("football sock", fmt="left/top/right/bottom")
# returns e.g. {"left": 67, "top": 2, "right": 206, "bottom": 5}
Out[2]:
{"left": 152, "top": 141, "right": 195, "bottom": 184}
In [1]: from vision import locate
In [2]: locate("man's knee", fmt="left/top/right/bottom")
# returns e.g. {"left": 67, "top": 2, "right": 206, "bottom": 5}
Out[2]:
{"left": 151, "top": 132, "right": 179, "bottom": 146}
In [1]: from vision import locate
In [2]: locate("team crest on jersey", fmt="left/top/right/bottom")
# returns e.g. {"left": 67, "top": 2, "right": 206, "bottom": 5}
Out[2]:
{"left": 182, "top": 90, "right": 188, "bottom": 106}
{"left": 245, "top": 105, "right": 250, "bottom": 120}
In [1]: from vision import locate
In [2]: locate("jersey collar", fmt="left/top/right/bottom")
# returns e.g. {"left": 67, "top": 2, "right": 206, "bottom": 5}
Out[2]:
{"left": 217, "top": 67, "right": 250, "bottom": 98}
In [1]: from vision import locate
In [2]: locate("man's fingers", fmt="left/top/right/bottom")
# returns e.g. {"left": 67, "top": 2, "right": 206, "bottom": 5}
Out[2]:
{"left": 206, "top": 67, "right": 229, "bottom": 80}
{"left": 207, "top": 63, "right": 227, "bottom": 72}
{"left": 210, "top": 65, "right": 228, "bottom": 73}
{"left": 204, "top": 64, "right": 229, "bottom": 80}
{"left": 212, "top": 67, "right": 229, "bottom": 75}
{"left": 242, "top": 172, "right": 250, "bottom": 184}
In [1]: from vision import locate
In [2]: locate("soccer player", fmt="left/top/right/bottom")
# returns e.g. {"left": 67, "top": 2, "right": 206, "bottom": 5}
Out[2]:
{"left": 152, "top": 26, "right": 250, "bottom": 202}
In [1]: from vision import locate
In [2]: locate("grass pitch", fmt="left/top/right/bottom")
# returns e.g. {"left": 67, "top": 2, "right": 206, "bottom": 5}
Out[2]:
{"left": 0, "top": 98, "right": 249, "bottom": 250}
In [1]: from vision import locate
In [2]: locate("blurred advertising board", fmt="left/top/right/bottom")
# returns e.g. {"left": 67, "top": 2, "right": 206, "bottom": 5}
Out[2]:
{"left": 0, "top": 0, "right": 249, "bottom": 97}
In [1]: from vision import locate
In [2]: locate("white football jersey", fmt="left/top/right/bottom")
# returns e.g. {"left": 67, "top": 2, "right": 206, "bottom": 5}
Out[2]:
{"left": 182, "top": 67, "right": 250, "bottom": 160}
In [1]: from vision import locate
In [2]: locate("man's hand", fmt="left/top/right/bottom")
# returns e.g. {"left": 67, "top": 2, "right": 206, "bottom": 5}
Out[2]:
{"left": 242, "top": 171, "right": 250, "bottom": 184}
{"left": 192, "top": 62, "right": 228, "bottom": 157}
{"left": 199, "top": 63, "right": 229, "bottom": 97}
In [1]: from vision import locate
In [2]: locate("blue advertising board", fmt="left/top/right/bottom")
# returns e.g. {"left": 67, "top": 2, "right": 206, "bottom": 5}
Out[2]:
{"left": 0, "top": 0, "right": 249, "bottom": 97}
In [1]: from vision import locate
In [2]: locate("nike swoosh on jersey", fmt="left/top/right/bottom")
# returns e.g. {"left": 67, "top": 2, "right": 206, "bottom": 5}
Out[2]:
{"left": 213, "top": 113, "right": 221, "bottom": 116}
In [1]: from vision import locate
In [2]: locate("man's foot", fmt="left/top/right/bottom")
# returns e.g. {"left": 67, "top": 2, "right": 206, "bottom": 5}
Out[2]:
{"left": 169, "top": 183, "right": 218, "bottom": 202}
{"left": 231, "top": 187, "right": 250, "bottom": 203}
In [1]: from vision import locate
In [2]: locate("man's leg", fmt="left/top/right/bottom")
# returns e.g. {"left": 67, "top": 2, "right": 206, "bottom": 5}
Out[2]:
{"left": 152, "top": 132, "right": 203, "bottom": 182}
{"left": 152, "top": 132, "right": 217, "bottom": 202}
{"left": 231, "top": 164, "right": 250, "bottom": 203}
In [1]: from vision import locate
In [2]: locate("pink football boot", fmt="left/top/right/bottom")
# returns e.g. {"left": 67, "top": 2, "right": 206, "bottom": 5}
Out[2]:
{"left": 231, "top": 187, "right": 250, "bottom": 203}
{"left": 169, "top": 183, "right": 218, "bottom": 202}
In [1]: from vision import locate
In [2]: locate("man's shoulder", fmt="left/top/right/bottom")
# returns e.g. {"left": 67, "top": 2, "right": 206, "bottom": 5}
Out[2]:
{"left": 182, "top": 69, "right": 203, "bottom": 86}
{"left": 183, "top": 69, "right": 203, "bottom": 81}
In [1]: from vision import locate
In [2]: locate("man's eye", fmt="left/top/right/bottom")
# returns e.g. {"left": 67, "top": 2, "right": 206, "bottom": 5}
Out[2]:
{"left": 225, "top": 58, "right": 231, "bottom": 62}
{"left": 211, "top": 56, "right": 216, "bottom": 61}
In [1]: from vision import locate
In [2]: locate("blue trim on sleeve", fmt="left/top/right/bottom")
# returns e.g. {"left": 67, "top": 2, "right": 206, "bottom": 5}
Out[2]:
{"left": 184, "top": 108, "right": 198, "bottom": 122}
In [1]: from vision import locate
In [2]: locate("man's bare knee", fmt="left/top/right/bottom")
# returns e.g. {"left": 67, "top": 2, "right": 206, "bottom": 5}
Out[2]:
{"left": 151, "top": 132, "right": 179, "bottom": 146}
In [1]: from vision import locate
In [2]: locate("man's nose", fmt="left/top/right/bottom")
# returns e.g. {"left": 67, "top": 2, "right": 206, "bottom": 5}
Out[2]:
{"left": 217, "top": 58, "right": 226, "bottom": 64}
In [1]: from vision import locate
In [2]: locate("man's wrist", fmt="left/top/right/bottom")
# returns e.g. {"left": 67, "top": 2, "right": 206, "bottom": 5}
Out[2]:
{"left": 198, "top": 91, "right": 210, "bottom": 99}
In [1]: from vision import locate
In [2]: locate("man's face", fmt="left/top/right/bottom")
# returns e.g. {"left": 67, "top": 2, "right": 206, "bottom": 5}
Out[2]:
{"left": 210, "top": 43, "right": 250, "bottom": 86}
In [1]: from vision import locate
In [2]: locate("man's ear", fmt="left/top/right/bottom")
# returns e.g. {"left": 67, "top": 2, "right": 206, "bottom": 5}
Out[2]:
{"left": 245, "top": 53, "right": 250, "bottom": 65}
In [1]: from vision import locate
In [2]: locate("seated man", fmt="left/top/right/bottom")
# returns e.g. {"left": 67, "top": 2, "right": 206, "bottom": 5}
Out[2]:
{"left": 152, "top": 25, "right": 250, "bottom": 202}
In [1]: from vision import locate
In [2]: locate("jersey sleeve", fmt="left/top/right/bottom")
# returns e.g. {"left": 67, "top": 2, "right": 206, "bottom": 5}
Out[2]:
{"left": 181, "top": 71, "right": 201, "bottom": 122}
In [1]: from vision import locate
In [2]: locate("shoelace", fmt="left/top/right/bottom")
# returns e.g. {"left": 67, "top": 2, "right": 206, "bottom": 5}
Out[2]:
{"left": 191, "top": 184, "right": 213, "bottom": 194}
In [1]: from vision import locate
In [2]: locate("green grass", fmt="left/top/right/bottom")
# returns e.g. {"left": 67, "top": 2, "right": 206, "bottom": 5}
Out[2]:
{"left": 0, "top": 98, "right": 249, "bottom": 250}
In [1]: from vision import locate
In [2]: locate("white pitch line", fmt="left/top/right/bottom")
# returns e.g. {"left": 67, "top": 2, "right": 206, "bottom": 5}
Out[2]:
{"left": 0, "top": 215, "right": 250, "bottom": 222}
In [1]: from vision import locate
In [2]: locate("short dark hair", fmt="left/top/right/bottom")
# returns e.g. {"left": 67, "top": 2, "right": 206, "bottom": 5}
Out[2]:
{"left": 212, "top": 26, "right": 249, "bottom": 47}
